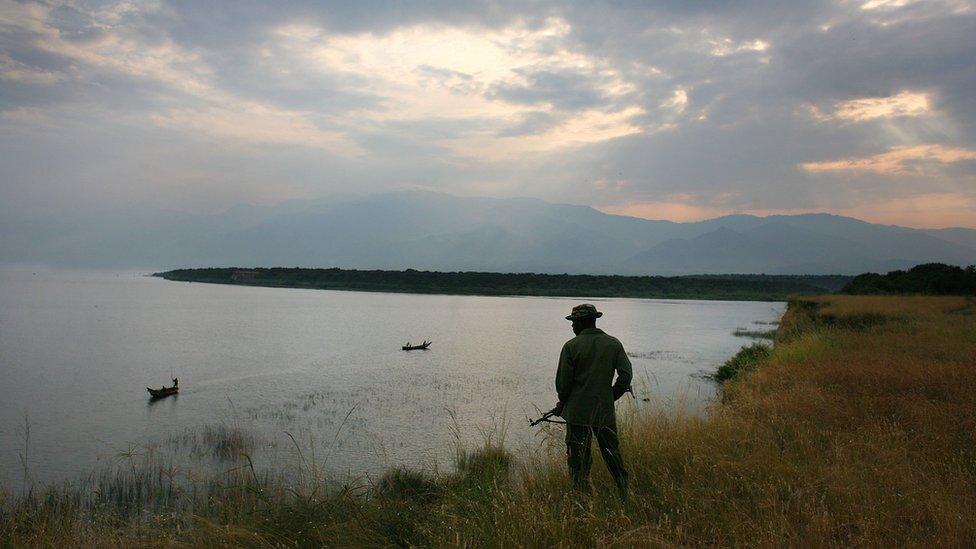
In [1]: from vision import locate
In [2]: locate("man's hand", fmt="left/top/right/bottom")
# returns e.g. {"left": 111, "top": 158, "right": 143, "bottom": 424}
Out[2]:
{"left": 530, "top": 403, "right": 566, "bottom": 426}
{"left": 612, "top": 384, "right": 632, "bottom": 401}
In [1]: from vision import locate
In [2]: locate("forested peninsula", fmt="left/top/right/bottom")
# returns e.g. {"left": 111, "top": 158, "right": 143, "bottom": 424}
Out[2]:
{"left": 153, "top": 267, "right": 851, "bottom": 301}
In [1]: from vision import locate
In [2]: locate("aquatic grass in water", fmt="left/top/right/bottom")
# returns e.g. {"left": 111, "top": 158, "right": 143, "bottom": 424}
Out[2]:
{"left": 712, "top": 342, "right": 772, "bottom": 382}
{"left": 627, "top": 350, "right": 688, "bottom": 361}
{"left": 376, "top": 467, "right": 442, "bottom": 512}
{"left": 456, "top": 444, "right": 513, "bottom": 482}
{"left": 732, "top": 327, "right": 777, "bottom": 339}
{"left": 168, "top": 425, "right": 256, "bottom": 462}
{"left": 202, "top": 425, "right": 255, "bottom": 461}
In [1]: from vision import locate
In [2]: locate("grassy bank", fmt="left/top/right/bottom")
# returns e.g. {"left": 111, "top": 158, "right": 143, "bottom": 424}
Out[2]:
{"left": 4, "top": 295, "right": 976, "bottom": 546}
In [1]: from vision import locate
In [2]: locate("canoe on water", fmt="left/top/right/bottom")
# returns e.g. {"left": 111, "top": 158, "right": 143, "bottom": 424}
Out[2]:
{"left": 147, "top": 386, "right": 178, "bottom": 399}
{"left": 402, "top": 340, "right": 431, "bottom": 351}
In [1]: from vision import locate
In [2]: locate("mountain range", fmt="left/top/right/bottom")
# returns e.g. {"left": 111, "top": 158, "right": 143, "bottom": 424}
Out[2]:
{"left": 2, "top": 191, "right": 974, "bottom": 275}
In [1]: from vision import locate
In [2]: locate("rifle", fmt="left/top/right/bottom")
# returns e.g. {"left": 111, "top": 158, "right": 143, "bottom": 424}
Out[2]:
{"left": 530, "top": 386, "right": 638, "bottom": 426}
{"left": 529, "top": 407, "right": 566, "bottom": 426}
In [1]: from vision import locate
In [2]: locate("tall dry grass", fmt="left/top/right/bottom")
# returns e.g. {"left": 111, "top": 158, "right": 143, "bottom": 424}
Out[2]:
{"left": 2, "top": 295, "right": 975, "bottom": 546}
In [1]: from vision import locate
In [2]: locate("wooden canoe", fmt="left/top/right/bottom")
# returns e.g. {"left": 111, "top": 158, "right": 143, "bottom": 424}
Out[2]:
{"left": 147, "top": 386, "right": 179, "bottom": 399}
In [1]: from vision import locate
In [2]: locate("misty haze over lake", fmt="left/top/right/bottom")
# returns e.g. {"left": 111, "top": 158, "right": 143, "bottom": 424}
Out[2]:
{"left": 4, "top": 192, "right": 975, "bottom": 276}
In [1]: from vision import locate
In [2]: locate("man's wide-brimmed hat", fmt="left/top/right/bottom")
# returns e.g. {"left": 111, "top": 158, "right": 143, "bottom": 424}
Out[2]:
{"left": 566, "top": 303, "right": 603, "bottom": 321}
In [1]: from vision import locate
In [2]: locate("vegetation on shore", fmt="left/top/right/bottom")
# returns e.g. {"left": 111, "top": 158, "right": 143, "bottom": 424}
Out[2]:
{"left": 712, "top": 342, "right": 772, "bottom": 381}
{"left": 154, "top": 267, "right": 850, "bottom": 301}
{"left": 842, "top": 262, "right": 976, "bottom": 295}
{"left": 732, "top": 327, "right": 777, "bottom": 339}
{"left": 4, "top": 294, "right": 976, "bottom": 545}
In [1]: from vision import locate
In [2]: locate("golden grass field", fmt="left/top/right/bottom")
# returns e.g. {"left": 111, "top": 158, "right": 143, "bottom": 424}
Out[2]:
{"left": 3, "top": 295, "right": 975, "bottom": 546}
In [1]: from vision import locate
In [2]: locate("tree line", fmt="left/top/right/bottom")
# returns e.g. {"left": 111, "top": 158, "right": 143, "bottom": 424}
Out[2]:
{"left": 155, "top": 267, "right": 847, "bottom": 301}
{"left": 841, "top": 263, "right": 976, "bottom": 295}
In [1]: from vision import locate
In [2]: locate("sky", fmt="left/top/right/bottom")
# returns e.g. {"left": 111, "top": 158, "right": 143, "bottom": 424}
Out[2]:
{"left": 1, "top": 0, "right": 975, "bottom": 228}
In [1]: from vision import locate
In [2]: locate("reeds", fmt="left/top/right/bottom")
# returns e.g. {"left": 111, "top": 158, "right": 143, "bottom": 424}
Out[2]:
{"left": 732, "top": 327, "right": 777, "bottom": 339}
{"left": 3, "top": 295, "right": 975, "bottom": 546}
{"left": 713, "top": 342, "right": 772, "bottom": 381}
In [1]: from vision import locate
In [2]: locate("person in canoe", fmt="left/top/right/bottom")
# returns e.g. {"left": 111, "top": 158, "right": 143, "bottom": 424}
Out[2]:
{"left": 402, "top": 340, "right": 431, "bottom": 350}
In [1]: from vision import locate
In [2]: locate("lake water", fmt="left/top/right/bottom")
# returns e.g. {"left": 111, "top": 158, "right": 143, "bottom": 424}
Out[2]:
{"left": 0, "top": 269, "right": 783, "bottom": 489}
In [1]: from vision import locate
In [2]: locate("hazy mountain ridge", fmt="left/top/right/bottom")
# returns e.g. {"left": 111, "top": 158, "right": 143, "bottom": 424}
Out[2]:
{"left": 2, "top": 191, "right": 974, "bottom": 275}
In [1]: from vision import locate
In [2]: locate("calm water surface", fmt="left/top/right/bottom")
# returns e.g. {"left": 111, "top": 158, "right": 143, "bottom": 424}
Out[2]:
{"left": 0, "top": 269, "right": 783, "bottom": 488}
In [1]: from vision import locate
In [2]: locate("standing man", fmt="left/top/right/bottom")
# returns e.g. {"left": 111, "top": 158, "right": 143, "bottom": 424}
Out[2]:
{"left": 554, "top": 303, "right": 632, "bottom": 500}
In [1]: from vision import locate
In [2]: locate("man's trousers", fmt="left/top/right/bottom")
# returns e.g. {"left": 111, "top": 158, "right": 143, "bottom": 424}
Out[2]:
{"left": 565, "top": 421, "right": 629, "bottom": 500}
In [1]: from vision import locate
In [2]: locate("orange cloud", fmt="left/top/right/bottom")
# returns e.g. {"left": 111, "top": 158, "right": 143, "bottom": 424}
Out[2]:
{"left": 832, "top": 192, "right": 976, "bottom": 228}
{"left": 801, "top": 144, "right": 976, "bottom": 175}
{"left": 709, "top": 38, "right": 769, "bottom": 57}
{"left": 833, "top": 90, "right": 930, "bottom": 121}
{"left": 599, "top": 192, "right": 976, "bottom": 228}
{"left": 806, "top": 90, "right": 931, "bottom": 123}
{"left": 599, "top": 200, "right": 733, "bottom": 222}
{"left": 861, "top": 0, "right": 918, "bottom": 10}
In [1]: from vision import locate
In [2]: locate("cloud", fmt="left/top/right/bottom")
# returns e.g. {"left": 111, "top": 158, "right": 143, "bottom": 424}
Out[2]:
{"left": 861, "top": 0, "right": 921, "bottom": 10}
{"left": 0, "top": 52, "right": 64, "bottom": 84}
{"left": 859, "top": 0, "right": 972, "bottom": 13}
{"left": 149, "top": 104, "right": 364, "bottom": 155}
{"left": 708, "top": 38, "right": 770, "bottom": 57}
{"left": 600, "top": 191, "right": 976, "bottom": 228}
{"left": 265, "top": 16, "right": 648, "bottom": 158}
{"left": 0, "top": 1, "right": 363, "bottom": 154}
{"left": 812, "top": 90, "right": 931, "bottom": 122}
{"left": 489, "top": 68, "right": 615, "bottom": 110}
{"left": 496, "top": 110, "right": 558, "bottom": 137}
{"left": 661, "top": 88, "right": 688, "bottom": 114}
{"left": 858, "top": 0, "right": 974, "bottom": 26}
{"left": 832, "top": 192, "right": 976, "bottom": 228}
{"left": 600, "top": 197, "right": 732, "bottom": 223}
{"left": 801, "top": 144, "right": 976, "bottom": 175}
{"left": 1, "top": 0, "right": 975, "bottom": 228}
{"left": 0, "top": 106, "right": 51, "bottom": 123}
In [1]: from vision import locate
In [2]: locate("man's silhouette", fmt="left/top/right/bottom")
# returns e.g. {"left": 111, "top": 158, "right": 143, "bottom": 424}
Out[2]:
{"left": 554, "top": 303, "right": 632, "bottom": 500}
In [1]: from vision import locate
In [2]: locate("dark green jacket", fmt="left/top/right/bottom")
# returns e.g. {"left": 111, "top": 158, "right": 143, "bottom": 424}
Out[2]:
{"left": 556, "top": 327, "right": 633, "bottom": 426}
